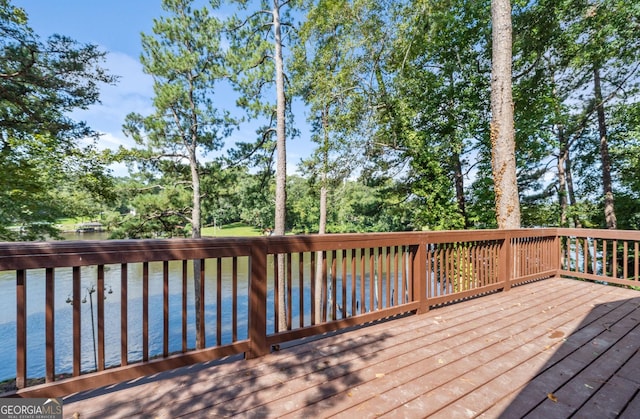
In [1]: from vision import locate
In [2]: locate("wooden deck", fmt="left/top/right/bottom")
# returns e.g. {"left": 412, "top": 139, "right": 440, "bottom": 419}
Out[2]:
{"left": 62, "top": 277, "right": 640, "bottom": 418}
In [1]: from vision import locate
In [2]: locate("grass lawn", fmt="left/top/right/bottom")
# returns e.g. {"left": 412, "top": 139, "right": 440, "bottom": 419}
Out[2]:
{"left": 55, "top": 218, "right": 261, "bottom": 237}
{"left": 202, "top": 222, "right": 262, "bottom": 237}
{"left": 56, "top": 217, "right": 96, "bottom": 232}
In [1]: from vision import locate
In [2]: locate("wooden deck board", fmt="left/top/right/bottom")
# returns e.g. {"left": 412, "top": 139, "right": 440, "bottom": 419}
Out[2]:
{"left": 493, "top": 294, "right": 640, "bottom": 418}
{"left": 363, "top": 283, "right": 626, "bottom": 418}
{"left": 63, "top": 277, "right": 640, "bottom": 418}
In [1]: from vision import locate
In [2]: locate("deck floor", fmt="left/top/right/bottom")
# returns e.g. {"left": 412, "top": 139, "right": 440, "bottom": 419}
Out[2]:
{"left": 63, "top": 277, "right": 640, "bottom": 418}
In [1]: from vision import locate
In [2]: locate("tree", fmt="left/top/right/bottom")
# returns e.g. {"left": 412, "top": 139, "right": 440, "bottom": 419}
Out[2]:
{"left": 122, "top": 0, "right": 232, "bottom": 348}
{"left": 293, "top": 0, "right": 365, "bottom": 320}
{"left": 293, "top": 0, "right": 368, "bottom": 230}
{"left": 490, "top": 0, "right": 521, "bottom": 228}
{"left": 123, "top": 0, "right": 232, "bottom": 239}
{"left": 227, "top": 0, "right": 301, "bottom": 331}
{"left": 296, "top": 0, "right": 496, "bottom": 232}
{"left": 512, "top": 0, "right": 640, "bottom": 229}
{"left": 0, "top": 0, "right": 116, "bottom": 240}
{"left": 227, "top": 0, "right": 299, "bottom": 238}
{"left": 577, "top": 1, "right": 640, "bottom": 229}
{"left": 392, "top": 0, "right": 493, "bottom": 230}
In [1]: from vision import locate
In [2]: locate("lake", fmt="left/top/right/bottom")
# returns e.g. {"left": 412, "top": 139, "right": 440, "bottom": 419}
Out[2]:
{"left": 0, "top": 232, "right": 255, "bottom": 382}
{"left": 0, "top": 232, "right": 408, "bottom": 382}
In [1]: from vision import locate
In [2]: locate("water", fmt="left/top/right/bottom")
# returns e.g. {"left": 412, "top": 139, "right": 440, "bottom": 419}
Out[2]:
{"left": 0, "top": 263, "right": 256, "bottom": 381}
{"left": 0, "top": 232, "right": 254, "bottom": 382}
{"left": 0, "top": 234, "right": 407, "bottom": 382}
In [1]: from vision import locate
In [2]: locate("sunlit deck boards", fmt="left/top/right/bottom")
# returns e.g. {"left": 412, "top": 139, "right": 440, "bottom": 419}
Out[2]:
{"left": 63, "top": 277, "right": 640, "bottom": 418}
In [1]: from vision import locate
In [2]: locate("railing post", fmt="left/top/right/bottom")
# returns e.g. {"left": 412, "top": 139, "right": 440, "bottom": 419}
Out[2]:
{"left": 500, "top": 231, "right": 513, "bottom": 291}
{"left": 413, "top": 241, "right": 429, "bottom": 314}
{"left": 553, "top": 229, "right": 562, "bottom": 276}
{"left": 247, "top": 239, "right": 269, "bottom": 359}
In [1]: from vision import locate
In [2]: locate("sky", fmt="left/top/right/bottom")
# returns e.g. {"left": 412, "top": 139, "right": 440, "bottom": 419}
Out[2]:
{"left": 14, "top": 0, "right": 313, "bottom": 176}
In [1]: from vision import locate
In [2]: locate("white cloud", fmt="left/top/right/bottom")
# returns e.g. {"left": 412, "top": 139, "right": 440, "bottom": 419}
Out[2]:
{"left": 95, "top": 131, "right": 132, "bottom": 149}
{"left": 69, "top": 48, "right": 315, "bottom": 177}
{"left": 66, "top": 51, "right": 155, "bottom": 178}
{"left": 71, "top": 51, "right": 154, "bottom": 145}
{"left": 107, "top": 161, "right": 131, "bottom": 178}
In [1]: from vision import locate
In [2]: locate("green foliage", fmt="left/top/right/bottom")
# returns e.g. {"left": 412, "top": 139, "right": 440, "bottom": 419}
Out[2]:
{"left": 512, "top": 0, "right": 640, "bottom": 228}
{"left": 286, "top": 174, "right": 417, "bottom": 233}
{"left": 5, "top": 0, "right": 640, "bottom": 239}
{"left": 236, "top": 170, "right": 275, "bottom": 231}
{"left": 0, "top": 0, "right": 116, "bottom": 240}
{"left": 383, "top": 0, "right": 492, "bottom": 229}
{"left": 109, "top": 176, "right": 191, "bottom": 239}
{"left": 224, "top": 0, "right": 302, "bottom": 167}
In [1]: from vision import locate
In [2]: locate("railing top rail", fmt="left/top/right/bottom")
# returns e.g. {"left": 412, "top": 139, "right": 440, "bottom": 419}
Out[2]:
{"left": 7, "top": 226, "right": 636, "bottom": 272}
{"left": 0, "top": 228, "right": 564, "bottom": 271}
{"left": 0, "top": 237, "right": 257, "bottom": 270}
{"left": 557, "top": 228, "right": 640, "bottom": 241}
{"left": 265, "top": 229, "right": 559, "bottom": 250}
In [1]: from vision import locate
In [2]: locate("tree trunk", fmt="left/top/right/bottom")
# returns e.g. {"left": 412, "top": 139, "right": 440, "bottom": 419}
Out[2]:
{"left": 490, "top": 0, "right": 520, "bottom": 229}
{"left": 314, "top": 106, "right": 329, "bottom": 322}
{"left": 565, "top": 147, "right": 582, "bottom": 228}
{"left": 190, "top": 154, "right": 201, "bottom": 240}
{"left": 273, "top": 0, "right": 287, "bottom": 332}
{"left": 314, "top": 184, "right": 327, "bottom": 321}
{"left": 188, "top": 148, "right": 205, "bottom": 349}
{"left": 447, "top": 73, "right": 468, "bottom": 227}
{"left": 552, "top": 72, "right": 582, "bottom": 229}
{"left": 318, "top": 182, "right": 327, "bottom": 236}
{"left": 557, "top": 127, "right": 568, "bottom": 227}
{"left": 453, "top": 151, "right": 469, "bottom": 227}
{"left": 593, "top": 64, "right": 616, "bottom": 229}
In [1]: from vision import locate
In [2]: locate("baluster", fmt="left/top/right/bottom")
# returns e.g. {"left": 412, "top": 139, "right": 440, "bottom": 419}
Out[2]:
{"left": 45, "top": 268, "right": 55, "bottom": 382}
{"left": 310, "top": 252, "right": 316, "bottom": 325}
{"left": 182, "top": 260, "right": 187, "bottom": 352}
{"left": 217, "top": 258, "right": 222, "bottom": 345}
{"left": 97, "top": 265, "right": 105, "bottom": 371}
{"left": 232, "top": 257, "right": 238, "bottom": 342}
{"left": 120, "top": 264, "right": 128, "bottom": 366}
{"left": 331, "top": 250, "right": 337, "bottom": 320}
{"left": 142, "top": 262, "right": 149, "bottom": 361}
{"left": 360, "top": 249, "right": 366, "bottom": 314}
{"left": 298, "top": 252, "right": 304, "bottom": 328}
{"left": 351, "top": 249, "right": 357, "bottom": 315}
{"left": 16, "top": 270, "right": 26, "bottom": 389}
{"left": 73, "top": 267, "right": 81, "bottom": 375}
{"left": 163, "top": 260, "right": 169, "bottom": 357}
{"left": 286, "top": 254, "right": 292, "bottom": 331}
{"left": 369, "top": 248, "right": 374, "bottom": 312}
{"left": 341, "top": 249, "right": 347, "bottom": 318}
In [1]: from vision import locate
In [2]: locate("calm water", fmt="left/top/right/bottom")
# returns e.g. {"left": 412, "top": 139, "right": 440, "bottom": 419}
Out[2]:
{"left": 0, "top": 232, "right": 254, "bottom": 381}
{"left": 0, "top": 233, "right": 404, "bottom": 382}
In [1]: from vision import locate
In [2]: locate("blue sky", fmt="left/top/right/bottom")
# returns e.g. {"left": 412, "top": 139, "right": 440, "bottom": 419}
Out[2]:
{"left": 14, "top": 1, "right": 312, "bottom": 175}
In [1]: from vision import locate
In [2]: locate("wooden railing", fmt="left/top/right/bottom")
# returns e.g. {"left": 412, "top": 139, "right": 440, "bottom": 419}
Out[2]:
{"left": 0, "top": 228, "right": 614, "bottom": 397}
{"left": 558, "top": 228, "right": 640, "bottom": 288}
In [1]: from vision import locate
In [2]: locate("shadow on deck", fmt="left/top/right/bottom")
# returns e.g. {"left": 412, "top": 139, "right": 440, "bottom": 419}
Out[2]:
{"left": 491, "top": 284, "right": 640, "bottom": 417}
